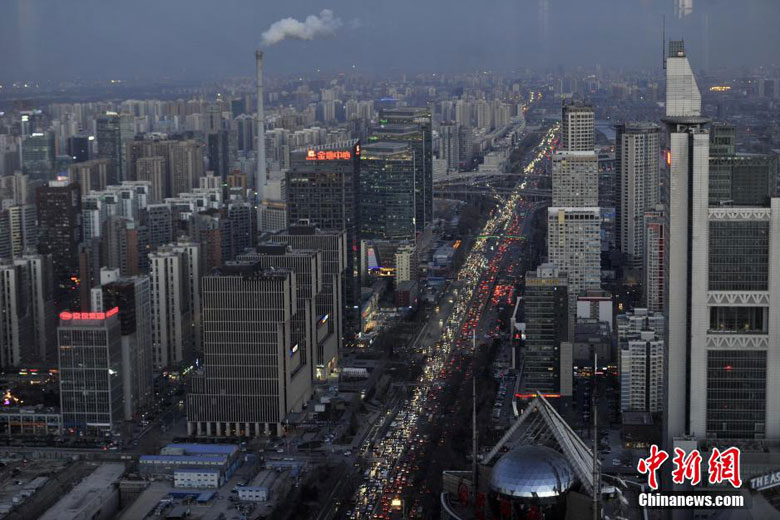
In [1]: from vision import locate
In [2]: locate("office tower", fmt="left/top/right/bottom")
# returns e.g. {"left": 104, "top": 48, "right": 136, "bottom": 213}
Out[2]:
{"left": 187, "top": 263, "right": 311, "bottom": 437}
{"left": 101, "top": 216, "right": 149, "bottom": 276}
{"left": 286, "top": 140, "right": 360, "bottom": 326}
{"left": 521, "top": 263, "right": 569, "bottom": 394}
{"left": 615, "top": 123, "right": 660, "bottom": 265}
{"left": 546, "top": 207, "right": 601, "bottom": 336}
{"left": 95, "top": 275, "right": 154, "bottom": 420}
{"left": 438, "top": 123, "right": 460, "bottom": 173}
{"left": 643, "top": 206, "right": 665, "bottom": 313}
{"left": 458, "top": 125, "right": 473, "bottom": 167}
{"left": 58, "top": 308, "right": 123, "bottom": 436}
{"left": 259, "top": 201, "right": 287, "bottom": 233}
{"left": 149, "top": 242, "right": 200, "bottom": 369}
{"left": 68, "top": 159, "right": 110, "bottom": 196}
{"left": 663, "top": 41, "right": 780, "bottom": 443}
{"left": 96, "top": 112, "right": 124, "bottom": 184}
{"left": 395, "top": 243, "right": 418, "bottom": 286}
{"left": 227, "top": 201, "right": 254, "bottom": 256}
{"left": 136, "top": 156, "right": 166, "bottom": 202}
{"left": 618, "top": 309, "right": 665, "bottom": 413}
{"left": 5, "top": 205, "right": 38, "bottom": 258}
{"left": 144, "top": 205, "right": 174, "bottom": 253}
{"left": 237, "top": 244, "right": 322, "bottom": 383}
{"left": 709, "top": 123, "right": 778, "bottom": 206}
{"left": 21, "top": 132, "right": 55, "bottom": 181}
{"left": 36, "top": 180, "right": 81, "bottom": 297}
{"left": 67, "top": 136, "right": 90, "bottom": 163}
{"left": 551, "top": 151, "right": 598, "bottom": 207}
{"left": 127, "top": 139, "right": 204, "bottom": 198}
{"left": 376, "top": 107, "right": 433, "bottom": 233}
{"left": 560, "top": 100, "right": 594, "bottom": 152}
{"left": 359, "top": 142, "right": 416, "bottom": 241}
{"left": 270, "top": 225, "right": 346, "bottom": 377}
{"left": 206, "top": 131, "right": 231, "bottom": 181}
{"left": 0, "top": 171, "right": 30, "bottom": 206}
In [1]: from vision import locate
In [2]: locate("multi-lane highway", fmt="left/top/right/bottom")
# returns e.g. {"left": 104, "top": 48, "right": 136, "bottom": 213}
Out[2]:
{"left": 341, "top": 125, "right": 557, "bottom": 519}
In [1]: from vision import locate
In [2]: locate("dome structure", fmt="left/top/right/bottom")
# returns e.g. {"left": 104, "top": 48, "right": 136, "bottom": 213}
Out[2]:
{"left": 489, "top": 445, "right": 575, "bottom": 499}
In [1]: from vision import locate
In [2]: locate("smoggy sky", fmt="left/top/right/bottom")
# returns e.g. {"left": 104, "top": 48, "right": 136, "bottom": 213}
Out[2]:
{"left": 1, "top": 0, "right": 778, "bottom": 82}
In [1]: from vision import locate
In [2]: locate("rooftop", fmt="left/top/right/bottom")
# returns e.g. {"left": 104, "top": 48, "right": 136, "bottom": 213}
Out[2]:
{"left": 39, "top": 463, "right": 125, "bottom": 520}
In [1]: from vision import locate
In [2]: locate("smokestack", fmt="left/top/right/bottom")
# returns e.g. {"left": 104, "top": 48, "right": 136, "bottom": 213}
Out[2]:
{"left": 255, "top": 49, "right": 267, "bottom": 204}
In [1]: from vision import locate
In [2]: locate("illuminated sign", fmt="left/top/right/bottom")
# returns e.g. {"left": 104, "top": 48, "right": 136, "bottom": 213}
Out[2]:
{"left": 665, "top": 150, "right": 672, "bottom": 167}
{"left": 515, "top": 393, "right": 561, "bottom": 399}
{"left": 60, "top": 307, "right": 119, "bottom": 321}
{"left": 306, "top": 150, "right": 353, "bottom": 161}
{"left": 709, "top": 85, "right": 732, "bottom": 92}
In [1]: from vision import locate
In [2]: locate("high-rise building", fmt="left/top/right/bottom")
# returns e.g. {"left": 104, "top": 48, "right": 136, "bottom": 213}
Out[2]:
{"left": 270, "top": 225, "right": 346, "bottom": 378}
{"left": 68, "top": 159, "right": 110, "bottom": 196}
{"left": 551, "top": 151, "right": 598, "bottom": 207}
{"left": 618, "top": 310, "right": 665, "bottom": 413}
{"left": 664, "top": 41, "right": 780, "bottom": 444}
{"left": 58, "top": 308, "right": 124, "bottom": 436}
{"left": 96, "top": 112, "right": 123, "bottom": 184}
{"left": 21, "top": 132, "right": 55, "bottom": 181}
{"left": 187, "top": 263, "right": 311, "bottom": 437}
{"left": 0, "top": 171, "right": 31, "bottom": 206}
{"left": 709, "top": 123, "right": 778, "bottom": 207}
{"left": 67, "top": 136, "right": 90, "bottom": 163}
{"left": 643, "top": 206, "right": 665, "bottom": 313}
{"left": 5, "top": 205, "right": 38, "bottom": 258}
{"left": 286, "top": 140, "right": 360, "bottom": 327}
{"left": 438, "top": 123, "right": 460, "bottom": 173}
{"left": 101, "top": 216, "right": 149, "bottom": 277}
{"left": 144, "top": 205, "right": 174, "bottom": 253}
{"left": 93, "top": 274, "right": 154, "bottom": 420}
{"left": 521, "top": 263, "right": 569, "bottom": 394}
{"left": 546, "top": 207, "right": 601, "bottom": 337}
{"left": 206, "top": 131, "right": 231, "bottom": 181}
{"left": 394, "top": 243, "right": 418, "bottom": 286}
{"left": 560, "top": 100, "right": 594, "bottom": 152}
{"left": 149, "top": 242, "right": 200, "bottom": 369}
{"left": 377, "top": 107, "right": 433, "bottom": 232}
{"left": 237, "top": 244, "right": 322, "bottom": 383}
{"left": 0, "top": 255, "right": 56, "bottom": 367}
{"left": 615, "top": 123, "right": 660, "bottom": 265}
{"left": 359, "top": 142, "right": 416, "bottom": 241}
{"left": 135, "top": 156, "right": 166, "bottom": 202}
{"left": 36, "top": 180, "right": 81, "bottom": 297}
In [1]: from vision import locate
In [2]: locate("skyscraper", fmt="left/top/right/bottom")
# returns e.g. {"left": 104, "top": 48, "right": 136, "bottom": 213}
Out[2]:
{"left": 560, "top": 100, "right": 595, "bottom": 152}
{"left": 546, "top": 207, "right": 601, "bottom": 337}
{"left": 96, "top": 112, "right": 123, "bottom": 184}
{"left": 438, "top": 122, "right": 460, "bottom": 173}
{"left": 643, "top": 206, "right": 665, "bottom": 313}
{"left": 36, "top": 180, "right": 81, "bottom": 297}
{"left": 618, "top": 309, "right": 665, "bottom": 413}
{"left": 615, "top": 123, "right": 660, "bottom": 265}
{"left": 521, "top": 263, "right": 569, "bottom": 394}
{"left": 58, "top": 308, "right": 124, "bottom": 436}
{"left": 149, "top": 242, "right": 200, "bottom": 369}
{"left": 286, "top": 140, "right": 360, "bottom": 328}
{"left": 21, "top": 132, "right": 55, "bottom": 182}
{"left": 551, "top": 151, "right": 599, "bottom": 207}
{"left": 359, "top": 142, "right": 416, "bottom": 241}
{"left": 270, "top": 225, "right": 346, "bottom": 378}
{"left": 377, "top": 107, "right": 433, "bottom": 232}
{"left": 68, "top": 158, "right": 110, "bottom": 196}
{"left": 187, "top": 263, "right": 311, "bottom": 437}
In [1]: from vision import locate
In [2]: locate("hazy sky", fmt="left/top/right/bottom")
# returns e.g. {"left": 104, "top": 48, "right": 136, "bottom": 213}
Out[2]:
{"left": 1, "top": 0, "right": 778, "bottom": 82}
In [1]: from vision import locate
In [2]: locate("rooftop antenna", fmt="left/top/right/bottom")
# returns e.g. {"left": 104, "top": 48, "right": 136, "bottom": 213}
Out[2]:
{"left": 662, "top": 15, "right": 667, "bottom": 70}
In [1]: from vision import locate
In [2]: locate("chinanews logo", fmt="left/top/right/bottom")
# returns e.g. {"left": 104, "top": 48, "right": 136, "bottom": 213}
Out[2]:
{"left": 636, "top": 444, "right": 746, "bottom": 509}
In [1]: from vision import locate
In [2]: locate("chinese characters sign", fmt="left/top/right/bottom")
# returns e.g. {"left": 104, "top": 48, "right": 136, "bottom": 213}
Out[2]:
{"left": 306, "top": 149, "right": 353, "bottom": 161}
{"left": 638, "top": 445, "right": 742, "bottom": 490}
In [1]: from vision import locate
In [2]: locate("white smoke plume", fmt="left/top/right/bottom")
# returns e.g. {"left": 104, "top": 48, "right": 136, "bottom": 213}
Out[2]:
{"left": 261, "top": 9, "right": 343, "bottom": 46}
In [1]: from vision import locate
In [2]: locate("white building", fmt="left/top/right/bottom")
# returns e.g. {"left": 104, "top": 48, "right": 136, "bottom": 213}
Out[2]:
{"left": 547, "top": 207, "right": 601, "bottom": 338}
{"left": 664, "top": 40, "right": 780, "bottom": 443}
{"left": 174, "top": 469, "right": 222, "bottom": 489}
{"left": 560, "top": 100, "right": 594, "bottom": 152}
{"left": 551, "top": 151, "right": 598, "bottom": 207}
{"left": 643, "top": 206, "right": 665, "bottom": 313}
{"left": 620, "top": 330, "right": 664, "bottom": 413}
{"left": 394, "top": 243, "right": 417, "bottom": 286}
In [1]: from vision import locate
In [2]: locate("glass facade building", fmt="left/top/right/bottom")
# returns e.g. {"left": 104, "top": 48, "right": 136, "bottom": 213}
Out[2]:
{"left": 706, "top": 350, "right": 767, "bottom": 439}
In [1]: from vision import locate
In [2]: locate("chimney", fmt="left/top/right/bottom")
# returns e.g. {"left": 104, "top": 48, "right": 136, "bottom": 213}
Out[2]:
{"left": 255, "top": 49, "right": 267, "bottom": 204}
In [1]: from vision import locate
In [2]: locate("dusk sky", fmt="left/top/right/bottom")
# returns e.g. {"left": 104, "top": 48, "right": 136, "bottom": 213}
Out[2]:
{"left": 2, "top": 0, "right": 778, "bottom": 82}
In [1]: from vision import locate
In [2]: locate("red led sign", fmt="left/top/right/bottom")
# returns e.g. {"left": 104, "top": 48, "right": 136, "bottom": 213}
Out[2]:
{"left": 60, "top": 307, "right": 119, "bottom": 321}
{"left": 305, "top": 150, "right": 352, "bottom": 161}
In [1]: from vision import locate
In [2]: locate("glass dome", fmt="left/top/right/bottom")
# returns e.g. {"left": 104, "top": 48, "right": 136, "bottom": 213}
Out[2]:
{"left": 489, "top": 445, "right": 575, "bottom": 499}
